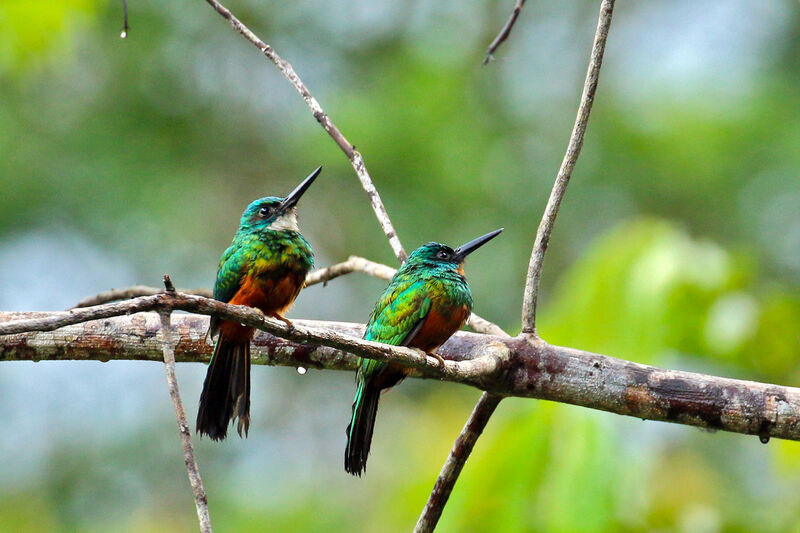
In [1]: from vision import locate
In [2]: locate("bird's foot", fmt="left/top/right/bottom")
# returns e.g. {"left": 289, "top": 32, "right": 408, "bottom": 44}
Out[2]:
{"left": 272, "top": 313, "right": 294, "bottom": 329}
{"left": 429, "top": 352, "right": 446, "bottom": 369}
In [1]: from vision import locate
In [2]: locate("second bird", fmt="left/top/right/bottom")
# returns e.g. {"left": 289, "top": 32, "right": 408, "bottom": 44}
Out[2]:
{"left": 197, "top": 166, "right": 321, "bottom": 441}
{"left": 345, "top": 228, "right": 503, "bottom": 476}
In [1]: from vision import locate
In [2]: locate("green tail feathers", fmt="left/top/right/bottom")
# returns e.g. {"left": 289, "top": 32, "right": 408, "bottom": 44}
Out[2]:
{"left": 345, "top": 381, "right": 381, "bottom": 476}
{"left": 196, "top": 335, "right": 251, "bottom": 441}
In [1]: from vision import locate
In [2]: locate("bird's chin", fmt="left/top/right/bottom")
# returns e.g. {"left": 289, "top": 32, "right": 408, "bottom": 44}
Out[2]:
{"left": 269, "top": 209, "right": 299, "bottom": 232}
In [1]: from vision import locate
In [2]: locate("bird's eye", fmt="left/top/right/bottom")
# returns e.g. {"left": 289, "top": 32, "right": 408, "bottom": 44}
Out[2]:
{"left": 258, "top": 207, "right": 271, "bottom": 217}
{"left": 437, "top": 251, "right": 449, "bottom": 259}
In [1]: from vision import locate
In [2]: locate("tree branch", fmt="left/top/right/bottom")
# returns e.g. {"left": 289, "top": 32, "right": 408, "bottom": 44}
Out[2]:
{"left": 72, "top": 255, "right": 506, "bottom": 336}
{"left": 483, "top": 0, "right": 527, "bottom": 65}
{"left": 414, "top": 392, "right": 502, "bottom": 533}
{"left": 202, "top": 0, "right": 407, "bottom": 262}
{"left": 0, "top": 295, "right": 505, "bottom": 385}
{"left": 521, "top": 0, "right": 615, "bottom": 334}
{"left": 73, "top": 285, "right": 213, "bottom": 308}
{"left": 2, "top": 304, "right": 799, "bottom": 444}
{"left": 158, "top": 310, "right": 212, "bottom": 533}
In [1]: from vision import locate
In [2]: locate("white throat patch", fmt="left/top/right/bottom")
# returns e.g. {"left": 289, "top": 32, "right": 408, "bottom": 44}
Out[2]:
{"left": 270, "top": 208, "right": 299, "bottom": 232}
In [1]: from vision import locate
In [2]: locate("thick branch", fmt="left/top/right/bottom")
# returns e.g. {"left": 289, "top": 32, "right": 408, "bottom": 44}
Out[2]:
{"left": 521, "top": 0, "right": 615, "bottom": 334}
{"left": 158, "top": 312, "right": 212, "bottom": 533}
{"left": 414, "top": 392, "right": 502, "bottom": 533}
{"left": 203, "top": 0, "right": 407, "bottom": 262}
{"left": 483, "top": 0, "right": 527, "bottom": 65}
{"left": 2, "top": 309, "right": 799, "bottom": 443}
{"left": 0, "top": 295, "right": 505, "bottom": 386}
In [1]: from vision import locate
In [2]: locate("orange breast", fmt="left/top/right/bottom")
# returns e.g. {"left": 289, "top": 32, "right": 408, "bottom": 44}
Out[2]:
{"left": 229, "top": 270, "right": 305, "bottom": 316}
{"left": 408, "top": 303, "right": 471, "bottom": 353}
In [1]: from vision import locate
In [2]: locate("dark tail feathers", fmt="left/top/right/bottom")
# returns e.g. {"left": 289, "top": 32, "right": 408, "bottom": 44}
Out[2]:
{"left": 196, "top": 335, "right": 251, "bottom": 441}
{"left": 345, "top": 381, "right": 381, "bottom": 476}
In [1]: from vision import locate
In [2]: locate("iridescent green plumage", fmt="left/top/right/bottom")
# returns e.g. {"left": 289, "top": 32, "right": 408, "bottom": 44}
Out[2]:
{"left": 345, "top": 230, "right": 502, "bottom": 475}
{"left": 198, "top": 168, "right": 320, "bottom": 441}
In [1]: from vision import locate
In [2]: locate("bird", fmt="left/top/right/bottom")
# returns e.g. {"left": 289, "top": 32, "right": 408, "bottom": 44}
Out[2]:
{"left": 345, "top": 228, "right": 503, "bottom": 475}
{"left": 196, "top": 166, "right": 321, "bottom": 441}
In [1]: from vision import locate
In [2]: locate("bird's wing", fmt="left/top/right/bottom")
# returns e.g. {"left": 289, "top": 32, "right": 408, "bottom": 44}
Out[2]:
{"left": 213, "top": 243, "right": 246, "bottom": 303}
{"left": 208, "top": 243, "right": 247, "bottom": 338}
{"left": 359, "top": 279, "right": 431, "bottom": 383}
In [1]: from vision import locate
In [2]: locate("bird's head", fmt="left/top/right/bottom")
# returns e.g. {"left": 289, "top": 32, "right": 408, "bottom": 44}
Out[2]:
{"left": 239, "top": 166, "right": 322, "bottom": 232}
{"left": 406, "top": 228, "right": 504, "bottom": 272}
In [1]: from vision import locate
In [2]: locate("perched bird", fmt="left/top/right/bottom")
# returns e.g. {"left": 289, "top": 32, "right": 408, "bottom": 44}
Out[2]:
{"left": 345, "top": 228, "right": 503, "bottom": 476}
{"left": 197, "top": 167, "right": 321, "bottom": 441}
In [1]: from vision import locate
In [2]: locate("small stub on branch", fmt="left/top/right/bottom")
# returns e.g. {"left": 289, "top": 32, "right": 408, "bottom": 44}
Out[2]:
{"left": 163, "top": 275, "right": 176, "bottom": 293}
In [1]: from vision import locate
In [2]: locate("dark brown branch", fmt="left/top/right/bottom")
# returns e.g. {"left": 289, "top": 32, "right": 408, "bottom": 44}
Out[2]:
{"left": 521, "top": 0, "right": 615, "bottom": 334}
{"left": 2, "top": 306, "right": 799, "bottom": 444}
{"left": 202, "top": 0, "right": 407, "bottom": 262}
{"left": 414, "top": 392, "right": 502, "bottom": 532}
{"left": 158, "top": 311, "right": 212, "bottom": 533}
{"left": 483, "top": 0, "right": 527, "bottom": 65}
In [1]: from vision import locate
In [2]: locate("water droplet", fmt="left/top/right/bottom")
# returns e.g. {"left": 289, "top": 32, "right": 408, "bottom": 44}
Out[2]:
{"left": 759, "top": 433, "right": 770, "bottom": 444}
{"left": 120, "top": 30, "right": 127, "bottom": 39}
{"left": 296, "top": 366, "right": 307, "bottom": 375}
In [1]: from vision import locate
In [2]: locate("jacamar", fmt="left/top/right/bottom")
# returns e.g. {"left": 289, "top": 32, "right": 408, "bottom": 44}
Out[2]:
{"left": 345, "top": 228, "right": 503, "bottom": 475}
{"left": 196, "top": 166, "right": 321, "bottom": 441}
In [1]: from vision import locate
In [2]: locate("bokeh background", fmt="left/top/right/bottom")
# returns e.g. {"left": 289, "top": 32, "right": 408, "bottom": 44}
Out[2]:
{"left": 2, "top": 0, "right": 800, "bottom": 531}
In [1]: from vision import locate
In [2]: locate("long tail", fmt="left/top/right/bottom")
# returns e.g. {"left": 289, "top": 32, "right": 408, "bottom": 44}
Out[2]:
{"left": 196, "top": 333, "right": 251, "bottom": 441}
{"left": 345, "top": 380, "right": 381, "bottom": 476}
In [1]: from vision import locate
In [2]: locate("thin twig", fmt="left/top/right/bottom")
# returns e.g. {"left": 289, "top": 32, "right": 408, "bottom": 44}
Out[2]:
{"left": 73, "top": 286, "right": 212, "bottom": 308}
{"left": 158, "top": 309, "right": 212, "bottom": 533}
{"left": 483, "top": 0, "right": 527, "bottom": 65}
{"left": 73, "top": 255, "right": 506, "bottom": 336}
{"left": 414, "top": 392, "right": 502, "bottom": 533}
{"left": 417, "top": 322, "right": 510, "bottom": 529}
{"left": 304, "top": 255, "right": 396, "bottom": 287}
{"left": 521, "top": 0, "right": 615, "bottom": 335}
{"left": 202, "top": 0, "right": 407, "bottom": 262}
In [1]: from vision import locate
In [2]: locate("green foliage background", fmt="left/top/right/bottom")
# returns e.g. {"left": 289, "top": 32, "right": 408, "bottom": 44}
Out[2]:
{"left": 1, "top": 1, "right": 800, "bottom": 531}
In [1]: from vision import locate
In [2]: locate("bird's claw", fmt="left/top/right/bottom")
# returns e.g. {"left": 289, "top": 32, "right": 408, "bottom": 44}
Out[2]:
{"left": 273, "top": 314, "right": 294, "bottom": 330}
{"left": 429, "top": 352, "right": 446, "bottom": 369}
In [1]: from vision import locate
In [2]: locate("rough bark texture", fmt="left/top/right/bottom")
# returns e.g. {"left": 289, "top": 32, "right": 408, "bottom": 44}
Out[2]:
{"left": 2, "top": 310, "right": 798, "bottom": 443}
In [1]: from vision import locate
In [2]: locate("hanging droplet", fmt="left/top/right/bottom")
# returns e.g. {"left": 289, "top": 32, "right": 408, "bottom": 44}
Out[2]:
{"left": 296, "top": 366, "right": 307, "bottom": 375}
{"left": 120, "top": 30, "right": 127, "bottom": 39}
{"left": 759, "top": 433, "right": 770, "bottom": 444}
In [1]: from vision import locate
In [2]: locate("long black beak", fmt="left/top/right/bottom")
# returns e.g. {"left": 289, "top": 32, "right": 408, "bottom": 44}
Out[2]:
{"left": 280, "top": 166, "right": 322, "bottom": 211}
{"left": 453, "top": 228, "right": 504, "bottom": 262}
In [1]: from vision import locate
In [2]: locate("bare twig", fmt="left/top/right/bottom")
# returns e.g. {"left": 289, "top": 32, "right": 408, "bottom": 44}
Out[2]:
{"left": 3, "top": 307, "right": 800, "bottom": 443}
{"left": 158, "top": 310, "right": 212, "bottom": 533}
{"left": 415, "top": 392, "right": 502, "bottom": 533}
{"left": 202, "top": 0, "right": 407, "bottom": 262}
{"left": 418, "top": 329, "right": 510, "bottom": 530}
{"left": 521, "top": 0, "right": 615, "bottom": 335}
{"left": 304, "top": 255, "right": 396, "bottom": 287}
{"left": 483, "top": 0, "right": 527, "bottom": 65}
{"left": 73, "top": 285, "right": 212, "bottom": 308}
{"left": 74, "top": 255, "right": 506, "bottom": 336}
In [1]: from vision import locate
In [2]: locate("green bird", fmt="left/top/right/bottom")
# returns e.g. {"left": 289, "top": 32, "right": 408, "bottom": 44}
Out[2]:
{"left": 196, "top": 166, "right": 321, "bottom": 441}
{"left": 345, "top": 228, "right": 503, "bottom": 475}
